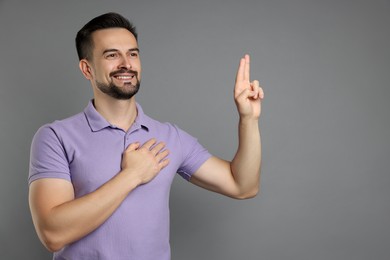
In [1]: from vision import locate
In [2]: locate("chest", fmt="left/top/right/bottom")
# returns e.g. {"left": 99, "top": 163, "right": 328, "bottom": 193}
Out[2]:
{"left": 65, "top": 127, "right": 182, "bottom": 197}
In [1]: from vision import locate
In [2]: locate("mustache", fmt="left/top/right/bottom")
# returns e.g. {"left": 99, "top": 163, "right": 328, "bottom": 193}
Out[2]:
{"left": 110, "top": 69, "right": 138, "bottom": 77}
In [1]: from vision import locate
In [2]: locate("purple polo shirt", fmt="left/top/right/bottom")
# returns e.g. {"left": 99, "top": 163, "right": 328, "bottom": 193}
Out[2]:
{"left": 29, "top": 101, "right": 211, "bottom": 260}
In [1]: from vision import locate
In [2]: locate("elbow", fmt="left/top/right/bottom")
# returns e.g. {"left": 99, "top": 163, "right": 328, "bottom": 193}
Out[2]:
{"left": 45, "top": 243, "right": 64, "bottom": 253}
{"left": 44, "top": 240, "right": 65, "bottom": 253}
{"left": 233, "top": 187, "right": 260, "bottom": 200}
{"left": 37, "top": 229, "right": 66, "bottom": 252}
{"left": 42, "top": 236, "right": 65, "bottom": 253}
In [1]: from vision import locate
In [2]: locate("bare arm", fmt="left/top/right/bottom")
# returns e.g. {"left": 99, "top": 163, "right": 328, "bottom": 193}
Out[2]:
{"left": 190, "top": 55, "right": 264, "bottom": 199}
{"left": 29, "top": 139, "right": 169, "bottom": 252}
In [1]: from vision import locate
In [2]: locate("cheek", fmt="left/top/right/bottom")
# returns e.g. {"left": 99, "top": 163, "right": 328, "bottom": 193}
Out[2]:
{"left": 97, "top": 66, "right": 114, "bottom": 81}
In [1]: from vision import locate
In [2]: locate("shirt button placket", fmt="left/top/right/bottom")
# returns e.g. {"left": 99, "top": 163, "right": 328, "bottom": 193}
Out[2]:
{"left": 124, "top": 122, "right": 137, "bottom": 149}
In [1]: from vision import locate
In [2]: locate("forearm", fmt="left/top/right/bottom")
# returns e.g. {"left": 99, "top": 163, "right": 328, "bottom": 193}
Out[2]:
{"left": 31, "top": 139, "right": 169, "bottom": 252}
{"left": 33, "top": 171, "right": 141, "bottom": 252}
{"left": 230, "top": 117, "right": 261, "bottom": 197}
{"left": 189, "top": 55, "right": 263, "bottom": 199}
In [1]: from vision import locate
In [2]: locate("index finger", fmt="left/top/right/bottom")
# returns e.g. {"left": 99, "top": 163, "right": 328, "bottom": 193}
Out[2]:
{"left": 244, "top": 54, "right": 250, "bottom": 82}
{"left": 236, "top": 57, "right": 245, "bottom": 82}
{"left": 141, "top": 138, "right": 157, "bottom": 149}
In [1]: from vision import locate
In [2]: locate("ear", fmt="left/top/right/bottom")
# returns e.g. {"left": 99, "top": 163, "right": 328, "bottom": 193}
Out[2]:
{"left": 79, "top": 59, "right": 93, "bottom": 80}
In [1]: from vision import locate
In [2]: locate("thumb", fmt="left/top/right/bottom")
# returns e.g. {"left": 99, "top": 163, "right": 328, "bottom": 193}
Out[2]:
{"left": 236, "top": 88, "right": 254, "bottom": 102}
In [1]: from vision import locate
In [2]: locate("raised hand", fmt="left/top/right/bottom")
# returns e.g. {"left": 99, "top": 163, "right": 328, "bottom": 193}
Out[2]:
{"left": 121, "top": 138, "right": 170, "bottom": 185}
{"left": 234, "top": 54, "right": 264, "bottom": 119}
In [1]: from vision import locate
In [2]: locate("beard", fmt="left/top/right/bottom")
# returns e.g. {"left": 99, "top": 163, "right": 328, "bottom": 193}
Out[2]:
{"left": 96, "top": 70, "right": 140, "bottom": 100}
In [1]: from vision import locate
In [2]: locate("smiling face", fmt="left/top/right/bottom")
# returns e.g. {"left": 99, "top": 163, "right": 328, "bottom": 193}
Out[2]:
{"left": 79, "top": 28, "right": 141, "bottom": 100}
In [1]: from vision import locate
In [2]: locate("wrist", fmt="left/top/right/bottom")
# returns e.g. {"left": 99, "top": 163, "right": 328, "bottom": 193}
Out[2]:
{"left": 239, "top": 115, "right": 259, "bottom": 125}
{"left": 118, "top": 169, "right": 143, "bottom": 190}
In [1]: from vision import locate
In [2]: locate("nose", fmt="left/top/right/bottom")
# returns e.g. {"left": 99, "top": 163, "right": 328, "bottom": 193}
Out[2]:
{"left": 119, "top": 56, "right": 132, "bottom": 70}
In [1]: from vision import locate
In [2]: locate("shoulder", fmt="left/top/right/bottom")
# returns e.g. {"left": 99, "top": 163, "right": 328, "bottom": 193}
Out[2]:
{"left": 52, "top": 111, "right": 87, "bottom": 130}
{"left": 32, "top": 111, "right": 86, "bottom": 144}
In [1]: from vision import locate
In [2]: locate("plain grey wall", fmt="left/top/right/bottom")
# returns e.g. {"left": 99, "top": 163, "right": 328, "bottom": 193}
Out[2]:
{"left": 1, "top": 0, "right": 389, "bottom": 259}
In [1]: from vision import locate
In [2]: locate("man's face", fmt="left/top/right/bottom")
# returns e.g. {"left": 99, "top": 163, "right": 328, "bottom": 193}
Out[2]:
{"left": 86, "top": 28, "right": 141, "bottom": 100}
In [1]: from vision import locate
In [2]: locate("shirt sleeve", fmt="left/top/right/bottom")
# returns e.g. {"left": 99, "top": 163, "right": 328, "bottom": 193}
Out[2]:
{"left": 175, "top": 126, "right": 212, "bottom": 181}
{"left": 28, "top": 124, "right": 71, "bottom": 185}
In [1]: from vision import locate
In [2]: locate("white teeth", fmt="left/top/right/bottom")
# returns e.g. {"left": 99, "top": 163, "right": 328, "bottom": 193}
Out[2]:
{"left": 116, "top": 75, "right": 134, "bottom": 80}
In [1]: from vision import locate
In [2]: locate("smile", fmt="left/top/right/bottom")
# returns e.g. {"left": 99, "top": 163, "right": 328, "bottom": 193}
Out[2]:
{"left": 114, "top": 75, "right": 135, "bottom": 80}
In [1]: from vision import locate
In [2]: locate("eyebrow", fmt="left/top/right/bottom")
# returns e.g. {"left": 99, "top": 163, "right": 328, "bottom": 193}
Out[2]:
{"left": 102, "top": 48, "right": 140, "bottom": 55}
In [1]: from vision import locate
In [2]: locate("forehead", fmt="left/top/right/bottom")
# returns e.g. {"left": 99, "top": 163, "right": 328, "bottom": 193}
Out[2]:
{"left": 91, "top": 28, "right": 138, "bottom": 52}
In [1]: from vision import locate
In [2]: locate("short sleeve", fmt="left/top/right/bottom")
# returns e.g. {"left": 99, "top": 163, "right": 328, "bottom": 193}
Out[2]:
{"left": 176, "top": 127, "right": 212, "bottom": 181}
{"left": 28, "top": 125, "right": 71, "bottom": 185}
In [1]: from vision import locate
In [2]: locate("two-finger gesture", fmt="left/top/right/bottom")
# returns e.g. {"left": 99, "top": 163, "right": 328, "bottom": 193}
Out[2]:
{"left": 234, "top": 54, "right": 264, "bottom": 119}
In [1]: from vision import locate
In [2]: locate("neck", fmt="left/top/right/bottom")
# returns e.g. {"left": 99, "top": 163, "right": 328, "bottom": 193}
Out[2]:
{"left": 93, "top": 96, "right": 137, "bottom": 132}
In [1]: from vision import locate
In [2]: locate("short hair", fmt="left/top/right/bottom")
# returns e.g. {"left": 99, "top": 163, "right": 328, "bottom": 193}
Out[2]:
{"left": 75, "top": 12, "right": 137, "bottom": 60}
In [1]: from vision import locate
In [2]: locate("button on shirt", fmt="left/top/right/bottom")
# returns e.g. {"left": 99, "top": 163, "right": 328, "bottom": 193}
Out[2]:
{"left": 29, "top": 101, "right": 211, "bottom": 260}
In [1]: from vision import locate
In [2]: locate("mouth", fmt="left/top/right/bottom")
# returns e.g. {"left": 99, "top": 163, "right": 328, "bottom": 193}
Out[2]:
{"left": 113, "top": 74, "right": 135, "bottom": 81}
{"left": 111, "top": 70, "right": 138, "bottom": 83}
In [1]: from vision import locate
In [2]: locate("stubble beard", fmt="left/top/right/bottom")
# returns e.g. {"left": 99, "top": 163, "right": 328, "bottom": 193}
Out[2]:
{"left": 96, "top": 71, "right": 141, "bottom": 100}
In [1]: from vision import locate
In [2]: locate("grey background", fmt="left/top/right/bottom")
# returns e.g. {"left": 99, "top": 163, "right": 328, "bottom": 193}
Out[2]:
{"left": 1, "top": 0, "right": 389, "bottom": 259}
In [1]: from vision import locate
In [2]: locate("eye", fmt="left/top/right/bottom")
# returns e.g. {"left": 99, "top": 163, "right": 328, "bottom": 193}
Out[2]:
{"left": 129, "top": 52, "right": 139, "bottom": 58}
{"left": 105, "top": 53, "right": 118, "bottom": 59}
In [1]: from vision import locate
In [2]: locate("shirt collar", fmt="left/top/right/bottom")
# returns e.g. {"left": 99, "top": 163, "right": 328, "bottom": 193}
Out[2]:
{"left": 84, "top": 100, "right": 150, "bottom": 132}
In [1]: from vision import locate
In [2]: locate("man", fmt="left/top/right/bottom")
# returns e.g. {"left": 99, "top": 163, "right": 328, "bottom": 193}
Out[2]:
{"left": 29, "top": 12, "right": 264, "bottom": 259}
